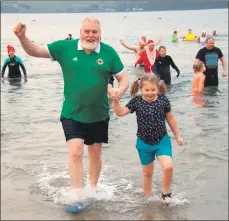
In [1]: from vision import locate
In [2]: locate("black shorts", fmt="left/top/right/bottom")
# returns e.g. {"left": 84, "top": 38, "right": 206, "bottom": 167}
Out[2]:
{"left": 60, "top": 117, "right": 109, "bottom": 145}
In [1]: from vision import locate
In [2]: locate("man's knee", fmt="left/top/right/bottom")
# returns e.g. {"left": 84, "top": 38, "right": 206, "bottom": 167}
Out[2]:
{"left": 67, "top": 139, "right": 84, "bottom": 163}
{"left": 88, "top": 143, "right": 102, "bottom": 162}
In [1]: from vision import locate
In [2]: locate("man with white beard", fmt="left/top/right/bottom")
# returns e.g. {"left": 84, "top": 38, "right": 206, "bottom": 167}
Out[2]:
{"left": 13, "top": 16, "right": 129, "bottom": 213}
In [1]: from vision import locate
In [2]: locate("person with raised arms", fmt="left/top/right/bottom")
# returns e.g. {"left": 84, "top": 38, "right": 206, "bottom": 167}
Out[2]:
{"left": 13, "top": 16, "right": 129, "bottom": 213}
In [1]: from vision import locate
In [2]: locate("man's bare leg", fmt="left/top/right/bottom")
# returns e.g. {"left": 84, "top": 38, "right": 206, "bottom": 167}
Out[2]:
{"left": 67, "top": 138, "right": 85, "bottom": 201}
{"left": 88, "top": 143, "right": 102, "bottom": 188}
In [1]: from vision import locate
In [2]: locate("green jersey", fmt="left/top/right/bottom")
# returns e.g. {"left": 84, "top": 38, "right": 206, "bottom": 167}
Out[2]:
{"left": 47, "top": 39, "right": 124, "bottom": 123}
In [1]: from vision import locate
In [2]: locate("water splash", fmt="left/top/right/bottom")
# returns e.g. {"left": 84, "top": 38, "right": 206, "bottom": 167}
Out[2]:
{"left": 35, "top": 165, "right": 190, "bottom": 209}
{"left": 146, "top": 191, "right": 190, "bottom": 207}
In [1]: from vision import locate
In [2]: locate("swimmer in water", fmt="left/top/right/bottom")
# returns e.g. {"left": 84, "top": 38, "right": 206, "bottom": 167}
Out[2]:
{"left": 195, "top": 37, "right": 227, "bottom": 87}
{"left": 197, "top": 30, "right": 207, "bottom": 43}
{"left": 1, "top": 45, "right": 27, "bottom": 79}
{"left": 140, "top": 36, "right": 147, "bottom": 45}
{"left": 192, "top": 61, "right": 206, "bottom": 108}
{"left": 183, "top": 29, "right": 198, "bottom": 41}
{"left": 192, "top": 61, "right": 206, "bottom": 95}
{"left": 65, "top": 33, "right": 73, "bottom": 40}
{"left": 120, "top": 39, "right": 147, "bottom": 63}
{"left": 141, "top": 35, "right": 163, "bottom": 46}
{"left": 154, "top": 46, "right": 180, "bottom": 86}
{"left": 135, "top": 40, "right": 160, "bottom": 73}
{"left": 120, "top": 37, "right": 163, "bottom": 64}
{"left": 171, "top": 31, "right": 178, "bottom": 43}
{"left": 212, "top": 30, "right": 217, "bottom": 36}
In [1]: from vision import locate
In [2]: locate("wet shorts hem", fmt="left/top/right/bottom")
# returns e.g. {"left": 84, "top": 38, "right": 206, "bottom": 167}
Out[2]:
{"left": 60, "top": 117, "right": 109, "bottom": 145}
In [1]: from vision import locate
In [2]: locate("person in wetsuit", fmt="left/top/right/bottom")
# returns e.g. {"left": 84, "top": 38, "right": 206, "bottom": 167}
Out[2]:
{"left": 65, "top": 34, "right": 73, "bottom": 40}
{"left": 154, "top": 46, "right": 180, "bottom": 85}
{"left": 1, "top": 45, "right": 27, "bottom": 79}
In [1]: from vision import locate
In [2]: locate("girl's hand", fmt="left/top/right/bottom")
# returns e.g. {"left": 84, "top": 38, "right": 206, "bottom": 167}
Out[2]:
{"left": 108, "top": 88, "right": 122, "bottom": 101}
{"left": 176, "top": 136, "right": 183, "bottom": 146}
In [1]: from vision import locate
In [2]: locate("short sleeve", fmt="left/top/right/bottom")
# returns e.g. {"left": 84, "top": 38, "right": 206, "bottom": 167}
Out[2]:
{"left": 195, "top": 48, "right": 204, "bottom": 60}
{"left": 110, "top": 47, "right": 124, "bottom": 75}
{"left": 217, "top": 48, "right": 223, "bottom": 59}
{"left": 46, "top": 40, "right": 64, "bottom": 61}
{"left": 126, "top": 97, "right": 137, "bottom": 113}
{"left": 163, "top": 96, "right": 171, "bottom": 114}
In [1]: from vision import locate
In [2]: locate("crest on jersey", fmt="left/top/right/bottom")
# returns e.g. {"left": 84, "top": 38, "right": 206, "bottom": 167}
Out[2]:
{"left": 96, "top": 59, "right": 104, "bottom": 65}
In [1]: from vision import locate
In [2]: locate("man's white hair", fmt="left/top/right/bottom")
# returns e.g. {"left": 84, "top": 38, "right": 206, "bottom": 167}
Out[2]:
{"left": 80, "top": 16, "right": 101, "bottom": 30}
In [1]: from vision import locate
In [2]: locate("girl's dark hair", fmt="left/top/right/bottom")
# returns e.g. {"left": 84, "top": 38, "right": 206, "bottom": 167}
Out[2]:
{"left": 130, "top": 73, "right": 167, "bottom": 97}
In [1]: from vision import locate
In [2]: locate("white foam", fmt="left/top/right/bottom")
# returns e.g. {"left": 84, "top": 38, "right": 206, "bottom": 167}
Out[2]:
{"left": 35, "top": 166, "right": 116, "bottom": 205}
{"left": 35, "top": 165, "right": 190, "bottom": 207}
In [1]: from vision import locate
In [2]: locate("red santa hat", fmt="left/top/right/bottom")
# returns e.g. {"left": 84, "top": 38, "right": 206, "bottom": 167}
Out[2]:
{"left": 147, "top": 40, "right": 155, "bottom": 45}
{"left": 7, "top": 45, "right": 15, "bottom": 53}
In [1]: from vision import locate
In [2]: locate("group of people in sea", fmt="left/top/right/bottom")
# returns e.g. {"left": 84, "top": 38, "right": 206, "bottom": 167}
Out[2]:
{"left": 171, "top": 29, "right": 217, "bottom": 43}
{"left": 119, "top": 32, "right": 226, "bottom": 92}
{"left": 1, "top": 16, "right": 227, "bottom": 213}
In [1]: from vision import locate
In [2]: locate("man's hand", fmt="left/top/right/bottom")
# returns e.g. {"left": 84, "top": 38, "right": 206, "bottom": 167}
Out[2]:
{"left": 120, "top": 40, "right": 125, "bottom": 45}
{"left": 13, "top": 22, "right": 26, "bottom": 38}
{"left": 108, "top": 88, "right": 122, "bottom": 101}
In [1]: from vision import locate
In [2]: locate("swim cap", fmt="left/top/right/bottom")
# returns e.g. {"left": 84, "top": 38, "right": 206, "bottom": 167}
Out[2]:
{"left": 7, "top": 45, "right": 15, "bottom": 53}
{"left": 202, "top": 30, "right": 206, "bottom": 33}
{"left": 147, "top": 40, "right": 154, "bottom": 45}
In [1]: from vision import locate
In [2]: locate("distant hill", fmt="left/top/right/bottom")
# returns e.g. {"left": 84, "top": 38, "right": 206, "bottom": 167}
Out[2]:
{"left": 1, "top": 0, "right": 228, "bottom": 13}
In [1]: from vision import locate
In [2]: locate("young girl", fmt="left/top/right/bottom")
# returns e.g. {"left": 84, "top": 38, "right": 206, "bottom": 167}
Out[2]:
{"left": 112, "top": 73, "right": 183, "bottom": 204}
{"left": 192, "top": 61, "right": 206, "bottom": 96}
{"left": 154, "top": 46, "right": 180, "bottom": 86}
{"left": 192, "top": 61, "right": 206, "bottom": 107}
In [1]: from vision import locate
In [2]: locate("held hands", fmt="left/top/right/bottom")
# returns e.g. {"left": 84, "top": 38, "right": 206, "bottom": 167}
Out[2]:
{"left": 13, "top": 22, "right": 26, "bottom": 38}
{"left": 176, "top": 136, "right": 183, "bottom": 146}
{"left": 108, "top": 88, "right": 122, "bottom": 101}
{"left": 176, "top": 72, "right": 180, "bottom": 78}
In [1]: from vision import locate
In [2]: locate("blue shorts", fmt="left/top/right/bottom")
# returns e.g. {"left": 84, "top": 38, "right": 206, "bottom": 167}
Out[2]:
{"left": 136, "top": 134, "right": 172, "bottom": 165}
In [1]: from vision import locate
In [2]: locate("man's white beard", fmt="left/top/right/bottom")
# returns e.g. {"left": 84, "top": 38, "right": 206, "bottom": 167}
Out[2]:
{"left": 81, "top": 40, "right": 99, "bottom": 50}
